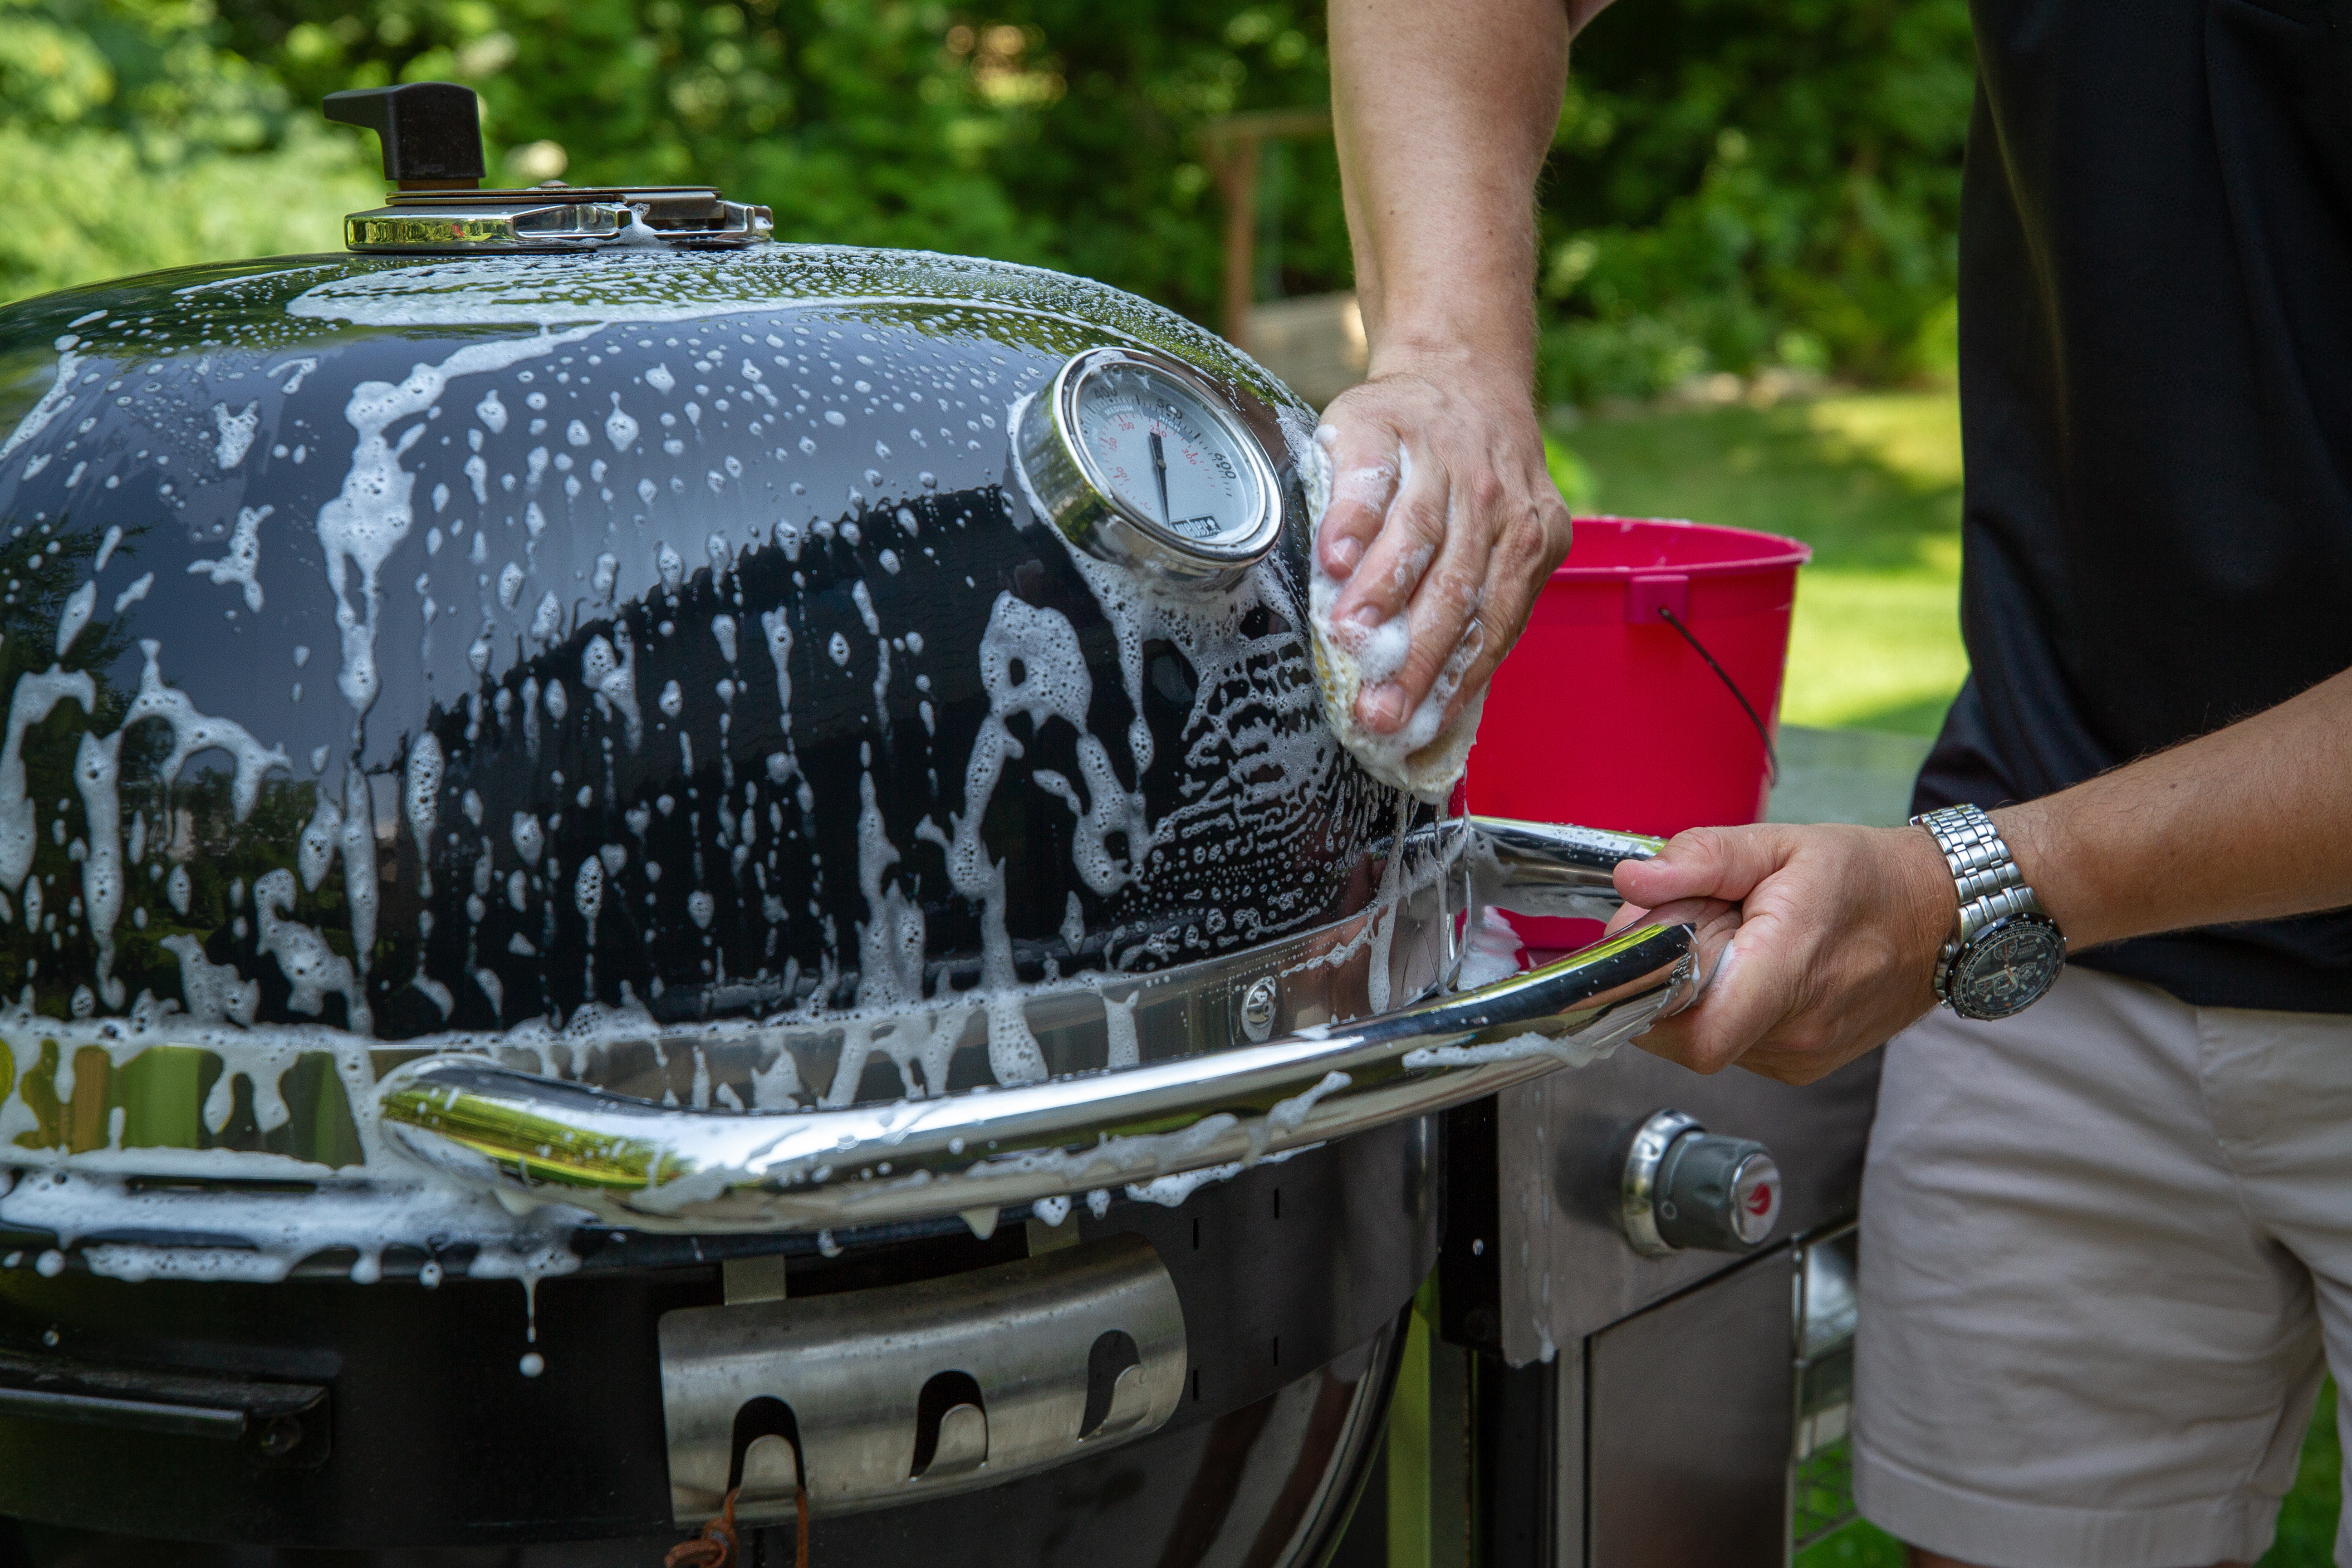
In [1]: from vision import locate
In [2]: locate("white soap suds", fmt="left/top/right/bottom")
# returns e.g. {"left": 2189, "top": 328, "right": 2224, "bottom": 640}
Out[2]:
{"left": 53, "top": 583, "right": 96, "bottom": 660}
{"left": 211, "top": 401, "right": 260, "bottom": 470}
{"left": 1294, "top": 430, "right": 1487, "bottom": 801}
{"left": 0, "top": 343, "right": 86, "bottom": 474}
{"left": 313, "top": 327, "right": 598, "bottom": 718}
{"left": 1, "top": 669, "right": 98, "bottom": 892}
{"left": 1456, "top": 906, "right": 1525, "bottom": 990}
{"left": 186, "top": 505, "right": 271, "bottom": 612}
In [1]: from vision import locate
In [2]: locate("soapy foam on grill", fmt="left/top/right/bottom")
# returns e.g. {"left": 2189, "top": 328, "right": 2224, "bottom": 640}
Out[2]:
{"left": 0, "top": 819, "right": 1463, "bottom": 1267}
{"left": 71, "top": 731, "right": 125, "bottom": 1009}
{"left": 1401, "top": 1026, "right": 1624, "bottom": 1073}
{"left": 0, "top": 1166, "right": 588, "bottom": 1289}
{"left": 1002, "top": 420, "right": 1385, "bottom": 965}
{"left": 122, "top": 641, "right": 291, "bottom": 823}
{"left": 186, "top": 505, "right": 272, "bottom": 612}
{"left": 0, "top": 671, "right": 95, "bottom": 894}
{"left": 54, "top": 584, "right": 97, "bottom": 661}
{"left": 211, "top": 401, "right": 260, "bottom": 470}
{"left": 339, "top": 768, "right": 380, "bottom": 995}
{"left": 1294, "top": 426, "right": 1487, "bottom": 801}
{"left": 0, "top": 343, "right": 86, "bottom": 474}
{"left": 1456, "top": 906, "right": 1525, "bottom": 990}
{"left": 161, "top": 934, "right": 259, "bottom": 1025}
{"left": 0, "top": 250, "right": 1459, "bottom": 1274}
{"left": 314, "top": 326, "right": 599, "bottom": 718}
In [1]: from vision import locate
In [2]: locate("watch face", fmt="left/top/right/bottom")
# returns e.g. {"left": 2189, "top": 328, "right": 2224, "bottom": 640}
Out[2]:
{"left": 1950, "top": 914, "right": 2066, "bottom": 1021}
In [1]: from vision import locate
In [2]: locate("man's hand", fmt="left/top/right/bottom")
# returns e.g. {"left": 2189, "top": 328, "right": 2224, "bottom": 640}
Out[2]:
{"left": 1328, "top": 0, "right": 1581, "bottom": 735}
{"left": 1314, "top": 364, "right": 1571, "bottom": 734}
{"left": 1606, "top": 823, "right": 1957, "bottom": 1085}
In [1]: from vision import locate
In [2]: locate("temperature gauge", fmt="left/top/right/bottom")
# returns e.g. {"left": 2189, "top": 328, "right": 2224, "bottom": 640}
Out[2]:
{"left": 1014, "top": 347, "right": 1284, "bottom": 588}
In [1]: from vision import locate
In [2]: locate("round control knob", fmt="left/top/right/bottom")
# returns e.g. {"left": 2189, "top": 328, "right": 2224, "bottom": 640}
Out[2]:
{"left": 1620, "top": 1108, "right": 1784, "bottom": 1258}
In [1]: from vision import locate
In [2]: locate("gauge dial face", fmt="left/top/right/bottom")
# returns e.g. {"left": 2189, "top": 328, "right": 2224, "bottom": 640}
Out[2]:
{"left": 1068, "top": 362, "right": 1269, "bottom": 554}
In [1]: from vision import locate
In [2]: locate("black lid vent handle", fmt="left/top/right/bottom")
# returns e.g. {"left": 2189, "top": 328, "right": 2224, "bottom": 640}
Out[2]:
{"left": 324, "top": 83, "right": 485, "bottom": 191}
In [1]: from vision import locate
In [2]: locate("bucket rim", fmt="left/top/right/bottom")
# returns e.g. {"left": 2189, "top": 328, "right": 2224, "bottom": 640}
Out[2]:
{"left": 1557, "top": 514, "right": 1812, "bottom": 579}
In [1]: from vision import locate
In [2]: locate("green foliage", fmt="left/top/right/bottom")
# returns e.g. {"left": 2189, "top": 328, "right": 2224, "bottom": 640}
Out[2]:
{"left": 0, "top": 0, "right": 1975, "bottom": 403}
{"left": 0, "top": 0, "right": 379, "bottom": 302}
{"left": 1543, "top": 433, "right": 1597, "bottom": 512}
{"left": 200, "top": 0, "right": 1340, "bottom": 324}
{"left": 1539, "top": 0, "right": 1977, "bottom": 404}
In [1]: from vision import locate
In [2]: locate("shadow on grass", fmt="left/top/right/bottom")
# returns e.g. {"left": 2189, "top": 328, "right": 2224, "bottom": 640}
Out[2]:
{"left": 1838, "top": 692, "right": 1955, "bottom": 740}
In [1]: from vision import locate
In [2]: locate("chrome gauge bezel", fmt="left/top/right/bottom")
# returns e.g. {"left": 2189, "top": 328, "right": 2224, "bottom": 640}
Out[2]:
{"left": 1014, "top": 346, "right": 1284, "bottom": 590}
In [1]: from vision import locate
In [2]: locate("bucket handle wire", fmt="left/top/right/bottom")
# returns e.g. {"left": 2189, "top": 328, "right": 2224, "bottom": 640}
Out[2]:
{"left": 1655, "top": 604, "right": 1780, "bottom": 788}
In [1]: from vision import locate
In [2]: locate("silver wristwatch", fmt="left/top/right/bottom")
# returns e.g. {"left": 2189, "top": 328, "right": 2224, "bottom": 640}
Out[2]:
{"left": 1909, "top": 803, "right": 2066, "bottom": 1021}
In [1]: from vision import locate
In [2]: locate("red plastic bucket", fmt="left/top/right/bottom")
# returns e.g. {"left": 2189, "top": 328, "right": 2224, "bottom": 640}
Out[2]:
{"left": 1468, "top": 516, "right": 1809, "bottom": 939}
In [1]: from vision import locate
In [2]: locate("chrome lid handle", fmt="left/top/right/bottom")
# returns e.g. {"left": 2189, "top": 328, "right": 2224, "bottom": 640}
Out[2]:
{"left": 1471, "top": 815, "right": 1665, "bottom": 922}
{"left": 376, "top": 918, "right": 1698, "bottom": 1234}
{"left": 374, "top": 817, "right": 1697, "bottom": 1234}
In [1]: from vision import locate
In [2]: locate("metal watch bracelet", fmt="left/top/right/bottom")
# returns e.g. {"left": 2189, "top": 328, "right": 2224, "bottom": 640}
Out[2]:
{"left": 1911, "top": 803, "right": 2051, "bottom": 1003}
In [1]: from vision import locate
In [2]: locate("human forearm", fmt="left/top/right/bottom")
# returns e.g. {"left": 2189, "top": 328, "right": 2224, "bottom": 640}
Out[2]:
{"left": 1610, "top": 665, "right": 2352, "bottom": 1085}
{"left": 1331, "top": 0, "right": 1570, "bottom": 379}
{"left": 1998, "top": 666, "right": 2352, "bottom": 950}
{"left": 1315, "top": 0, "right": 1581, "bottom": 744}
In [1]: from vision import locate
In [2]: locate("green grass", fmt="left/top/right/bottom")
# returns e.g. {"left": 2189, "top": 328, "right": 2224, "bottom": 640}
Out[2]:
{"left": 1792, "top": 1381, "right": 2340, "bottom": 1565}
{"left": 2269, "top": 1379, "right": 2344, "bottom": 1566}
{"left": 1564, "top": 389, "right": 1969, "bottom": 736}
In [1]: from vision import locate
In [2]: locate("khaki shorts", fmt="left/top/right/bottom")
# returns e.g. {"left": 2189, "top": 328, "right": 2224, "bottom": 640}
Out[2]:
{"left": 1853, "top": 963, "right": 2352, "bottom": 1568}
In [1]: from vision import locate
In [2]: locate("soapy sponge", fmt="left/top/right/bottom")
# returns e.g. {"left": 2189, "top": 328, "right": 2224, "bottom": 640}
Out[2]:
{"left": 1299, "top": 434, "right": 1488, "bottom": 802}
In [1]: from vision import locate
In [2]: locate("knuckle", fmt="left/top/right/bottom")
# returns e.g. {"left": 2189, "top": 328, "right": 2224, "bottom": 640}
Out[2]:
{"left": 1463, "top": 468, "right": 1507, "bottom": 519}
{"left": 1671, "top": 826, "right": 1724, "bottom": 862}
{"left": 1485, "top": 531, "right": 1556, "bottom": 601}
{"left": 1396, "top": 496, "right": 1448, "bottom": 546}
{"left": 1538, "top": 503, "right": 1576, "bottom": 563}
{"left": 1778, "top": 1027, "right": 1823, "bottom": 1058}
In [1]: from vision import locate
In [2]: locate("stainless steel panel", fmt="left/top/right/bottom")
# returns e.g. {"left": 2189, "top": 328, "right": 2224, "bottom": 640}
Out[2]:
{"left": 1587, "top": 1250, "right": 1795, "bottom": 1568}
{"left": 1494, "top": 1045, "right": 1878, "bottom": 1366}
{"left": 1792, "top": 1224, "right": 1861, "bottom": 1551}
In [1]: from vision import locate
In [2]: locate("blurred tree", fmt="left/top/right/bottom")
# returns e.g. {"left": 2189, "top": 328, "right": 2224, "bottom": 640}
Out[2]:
{"left": 209, "top": 0, "right": 1343, "bottom": 324}
{"left": 0, "top": 0, "right": 1973, "bottom": 404}
{"left": 1539, "top": 0, "right": 1976, "bottom": 402}
{"left": 0, "top": 0, "right": 378, "bottom": 301}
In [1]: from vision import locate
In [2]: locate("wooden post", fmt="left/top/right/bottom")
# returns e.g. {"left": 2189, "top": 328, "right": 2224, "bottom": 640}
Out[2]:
{"left": 1201, "top": 108, "right": 1333, "bottom": 355}
{"left": 1214, "top": 134, "right": 1262, "bottom": 351}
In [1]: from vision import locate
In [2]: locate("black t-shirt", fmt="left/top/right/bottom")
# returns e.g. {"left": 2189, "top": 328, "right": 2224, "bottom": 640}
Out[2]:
{"left": 1915, "top": 0, "right": 2352, "bottom": 1011}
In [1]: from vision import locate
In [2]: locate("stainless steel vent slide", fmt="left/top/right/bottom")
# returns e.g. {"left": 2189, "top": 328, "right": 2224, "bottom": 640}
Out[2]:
{"left": 660, "top": 1232, "right": 1185, "bottom": 1524}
